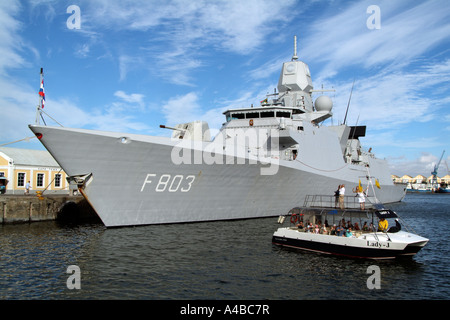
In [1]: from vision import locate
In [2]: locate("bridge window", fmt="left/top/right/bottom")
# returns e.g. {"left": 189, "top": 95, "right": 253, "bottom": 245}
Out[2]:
{"left": 276, "top": 111, "right": 291, "bottom": 118}
{"left": 231, "top": 113, "right": 245, "bottom": 119}
{"left": 245, "top": 112, "right": 260, "bottom": 119}
{"left": 261, "top": 111, "right": 275, "bottom": 118}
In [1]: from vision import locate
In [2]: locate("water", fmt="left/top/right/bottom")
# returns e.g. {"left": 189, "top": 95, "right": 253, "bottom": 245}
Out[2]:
{"left": 0, "top": 193, "right": 449, "bottom": 300}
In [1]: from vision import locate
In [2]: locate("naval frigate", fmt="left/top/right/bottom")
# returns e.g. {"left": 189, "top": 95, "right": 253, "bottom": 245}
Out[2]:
{"left": 29, "top": 37, "right": 406, "bottom": 227}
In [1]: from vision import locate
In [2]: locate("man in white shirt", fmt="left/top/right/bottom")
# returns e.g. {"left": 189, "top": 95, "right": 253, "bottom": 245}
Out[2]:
{"left": 339, "top": 184, "right": 345, "bottom": 209}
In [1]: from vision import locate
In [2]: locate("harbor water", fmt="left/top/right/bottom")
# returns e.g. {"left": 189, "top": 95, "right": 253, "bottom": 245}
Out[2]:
{"left": 0, "top": 193, "right": 449, "bottom": 300}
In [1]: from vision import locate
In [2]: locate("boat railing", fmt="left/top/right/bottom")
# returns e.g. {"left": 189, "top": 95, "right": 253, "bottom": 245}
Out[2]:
{"left": 303, "top": 195, "right": 376, "bottom": 210}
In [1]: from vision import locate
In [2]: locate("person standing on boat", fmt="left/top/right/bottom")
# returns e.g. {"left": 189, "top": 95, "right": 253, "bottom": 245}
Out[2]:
{"left": 355, "top": 186, "right": 368, "bottom": 210}
{"left": 334, "top": 185, "right": 341, "bottom": 208}
{"left": 339, "top": 184, "right": 345, "bottom": 209}
{"left": 378, "top": 217, "right": 388, "bottom": 232}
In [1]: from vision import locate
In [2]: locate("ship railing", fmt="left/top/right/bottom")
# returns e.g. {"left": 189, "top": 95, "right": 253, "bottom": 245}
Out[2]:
{"left": 303, "top": 195, "right": 375, "bottom": 210}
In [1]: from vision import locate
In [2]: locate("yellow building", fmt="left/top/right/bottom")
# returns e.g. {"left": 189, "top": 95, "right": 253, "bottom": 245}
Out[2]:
{"left": 441, "top": 174, "right": 450, "bottom": 184}
{"left": 412, "top": 174, "right": 427, "bottom": 183}
{"left": 0, "top": 147, "right": 69, "bottom": 195}
{"left": 399, "top": 175, "right": 413, "bottom": 184}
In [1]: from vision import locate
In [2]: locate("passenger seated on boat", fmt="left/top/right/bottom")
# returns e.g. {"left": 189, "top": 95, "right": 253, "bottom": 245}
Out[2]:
{"left": 345, "top": 228, "right": 353, "bottom": 237}
{"left": 296, "top": 221, "right": 304, "bottom": 229}
{"left": 336, "top": 225, "right": 344, "bottom": 236}
{"left": 387, "top": 219, "right": 401, "bottom": 233}
{"left": 314, "top": 225, "right": 320, "bottom": 234}
{"left": 330, "top": 225, "right": 336, "bottom": 235}
{"left": 362, "top": 222, "right": 369, "bottom": 231}
{"left": 354, "top": 222, "right": 360, "bottom": 231}
{"left": 321, "top": 224, "right": 328, "bottom": 235}
{"left": 346, "top": 221, "right": 353, "bottom": 229}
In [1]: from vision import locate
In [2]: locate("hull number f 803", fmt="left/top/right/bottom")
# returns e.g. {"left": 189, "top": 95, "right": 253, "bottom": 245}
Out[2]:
{"left": 140, "top": 174, "right": 196, "bottom": 193}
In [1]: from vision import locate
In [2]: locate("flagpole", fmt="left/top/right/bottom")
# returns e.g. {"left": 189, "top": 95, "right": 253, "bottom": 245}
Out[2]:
{"left": 35, "top": 68, "right": 44, "bottom": 125}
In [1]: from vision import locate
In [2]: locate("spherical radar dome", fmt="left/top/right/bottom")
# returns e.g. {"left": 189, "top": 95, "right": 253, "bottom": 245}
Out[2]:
{"left": 314, "top": 95, "right": 333, "bottom": 112}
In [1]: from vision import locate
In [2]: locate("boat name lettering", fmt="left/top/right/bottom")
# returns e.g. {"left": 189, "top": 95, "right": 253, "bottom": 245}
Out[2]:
{"left": 140, "top": 173, "right": 195, "bottom": 193}
{"left": 366, "top": 241, "right": 390, "bottom": 248}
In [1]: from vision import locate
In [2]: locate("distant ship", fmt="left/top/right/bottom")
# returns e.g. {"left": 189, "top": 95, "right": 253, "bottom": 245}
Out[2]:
{"left": 29, "top": 36, "right": 406, "bottom": 227}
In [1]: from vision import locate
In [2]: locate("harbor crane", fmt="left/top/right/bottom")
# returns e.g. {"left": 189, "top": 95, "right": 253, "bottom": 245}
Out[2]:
{"left": 431, "top": 150, "right": 445, "bottom": 189}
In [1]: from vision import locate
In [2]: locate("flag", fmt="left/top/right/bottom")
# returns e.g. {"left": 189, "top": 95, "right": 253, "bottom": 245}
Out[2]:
{"left": 260, "top": 98, "right": 268, "bottom": 104}
{"left": 358, "top": 179, "right": 362, "bottom": 192}
{"left": 39, "top": 79, "right": 45, "bottom": 108}
{"left": 375, "top": 179, "right": 381, "bottom": 189}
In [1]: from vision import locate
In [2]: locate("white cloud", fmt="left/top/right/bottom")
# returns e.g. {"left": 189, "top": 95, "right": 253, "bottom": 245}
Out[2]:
{"left": 118, "top": 55, "right": 144, "bottom": 81}
{"left": 83, "top": 0, "right": 297, "bottom": 53}
{"left": 114, "top": 90, "right": 145, "bottom": 106}
{"left": 74, "top": 43, "right": 90, "bottom": 58}
{"left": 162, "top": 92, "right": 203, "bottom": 127}
{"left": 303, "top": 0, "right": 450, "bottom": 79}
{"left": 388, "top": 152, "right": 449, "bottom": 177}
{"left": 161, "top": 91, "right": 242, "bottom": 134}
{"left": 77, "top": 0, "right": 299, "bottom": 85}
{"left": 0, "top": 0, "right": 27, "bottom": 73}
{"left": 0, "top": 3, "right": 152, "bottom": 144}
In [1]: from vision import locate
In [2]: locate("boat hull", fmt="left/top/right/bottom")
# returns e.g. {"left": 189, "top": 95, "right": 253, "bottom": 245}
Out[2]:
{"left": 272, "top": 228, "right": 428, "bottom": 259}
{"left": 29, "top": 125, "right": 406, "bottom": 227}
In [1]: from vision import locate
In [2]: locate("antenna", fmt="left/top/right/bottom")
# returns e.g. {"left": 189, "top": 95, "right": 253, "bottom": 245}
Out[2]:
{"left": 292, "top": 35, "right": 298, "bottom": 61}
{"left": 343, "top": 79, "right": 355, "bottom": 125}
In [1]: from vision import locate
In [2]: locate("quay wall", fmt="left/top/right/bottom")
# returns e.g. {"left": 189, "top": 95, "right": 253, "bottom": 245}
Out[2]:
{"left": 0, "top": 195, "right": 99, "bottom": 224}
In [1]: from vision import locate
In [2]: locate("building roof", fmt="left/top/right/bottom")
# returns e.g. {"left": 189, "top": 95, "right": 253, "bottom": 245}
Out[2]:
{"left": 0, "top": 147, "right": 59, "bottom": 167}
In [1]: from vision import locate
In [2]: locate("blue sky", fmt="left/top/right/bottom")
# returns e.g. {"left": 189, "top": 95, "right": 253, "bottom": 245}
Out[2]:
{"left": 0, "top": 0, "right": 449, "bottom": 177}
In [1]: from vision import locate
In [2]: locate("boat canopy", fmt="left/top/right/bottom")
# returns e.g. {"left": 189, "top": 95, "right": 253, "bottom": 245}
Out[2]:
{"left": 286, "top": 205, "right": 398, "bottom": 225}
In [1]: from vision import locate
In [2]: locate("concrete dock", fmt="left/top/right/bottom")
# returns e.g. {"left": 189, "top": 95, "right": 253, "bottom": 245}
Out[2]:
{"left": 0, "top": 194, "right": 100, "bottom": 224}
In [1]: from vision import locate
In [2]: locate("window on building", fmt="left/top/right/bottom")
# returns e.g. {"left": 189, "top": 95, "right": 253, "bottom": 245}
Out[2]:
{"left": 18, "top": 173, "right": 25, "bottom": 187}
{"left": 55, "top": 174, "right": 61, "bottom": 188}
{"left": 37, "top": 173, "right": 44, "bottom": 187}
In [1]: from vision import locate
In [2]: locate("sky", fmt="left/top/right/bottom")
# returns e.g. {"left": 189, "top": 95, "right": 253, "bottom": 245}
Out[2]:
{"left": 0, "top": 0, "right": 449, "bottom": 178}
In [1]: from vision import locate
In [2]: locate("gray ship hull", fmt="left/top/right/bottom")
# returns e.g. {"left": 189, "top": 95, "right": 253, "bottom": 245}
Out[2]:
{"left": 29, "top": 125, "right": 405, "bottom": 227}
